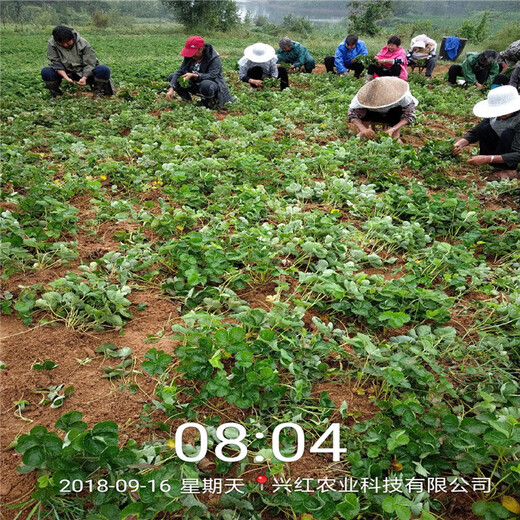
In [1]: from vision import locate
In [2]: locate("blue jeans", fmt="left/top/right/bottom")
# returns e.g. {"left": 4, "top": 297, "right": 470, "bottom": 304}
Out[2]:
{"left": 41, "top": 64, "right": 111, "bottom": 83}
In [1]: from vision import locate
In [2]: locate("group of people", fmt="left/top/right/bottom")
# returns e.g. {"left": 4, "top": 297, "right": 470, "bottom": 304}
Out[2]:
{"left": 40, "top": 26, "right": 520, "bottom": 180}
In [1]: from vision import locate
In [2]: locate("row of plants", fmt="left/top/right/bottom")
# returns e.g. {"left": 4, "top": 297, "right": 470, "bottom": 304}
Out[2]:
{"left": 1, "top": 31, "right": 519, "bottom": 520}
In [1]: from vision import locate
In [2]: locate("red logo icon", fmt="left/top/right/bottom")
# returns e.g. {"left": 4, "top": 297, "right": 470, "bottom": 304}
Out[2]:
{"left": 256, "top": 475, "right": 268, "bottom": 490}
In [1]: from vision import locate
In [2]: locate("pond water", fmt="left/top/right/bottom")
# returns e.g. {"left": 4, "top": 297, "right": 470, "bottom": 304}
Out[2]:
{"left": 236, "top": 0, "right": 346, "bottom": 24}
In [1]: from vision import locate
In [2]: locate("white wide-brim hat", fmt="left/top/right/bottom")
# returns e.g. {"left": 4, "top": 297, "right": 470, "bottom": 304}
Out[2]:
{"left": 473, "top": 85, "right": 520, "bottom": 118}
{"left": 356, "top": 76, "right": 410, "bottom": 109}
{"left": 243, "top": 43, "right": 276, "bottom": 63}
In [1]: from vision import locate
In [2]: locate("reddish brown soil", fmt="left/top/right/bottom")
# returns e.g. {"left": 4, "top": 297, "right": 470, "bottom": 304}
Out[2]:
{"left": 0, "top": 290, "right": 180, "bottom": 518}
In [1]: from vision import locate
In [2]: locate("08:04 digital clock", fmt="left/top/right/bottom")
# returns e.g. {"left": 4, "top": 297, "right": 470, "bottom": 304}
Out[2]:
{"left": 175, "top": 422, "right": 347, "bottom": 463}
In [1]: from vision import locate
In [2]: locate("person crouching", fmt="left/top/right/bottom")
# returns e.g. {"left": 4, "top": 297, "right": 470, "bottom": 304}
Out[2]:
{"left": 166, "top": 36, "right": 234, "bottom": 109}
{"left": 239, "top": 43, "right": 289, "bottom": 91}
{"left": 453, "top": 86, "right": 520, "bottom": 180}
{"left": 348, "top": 76, "right": 418, "bottom": 144}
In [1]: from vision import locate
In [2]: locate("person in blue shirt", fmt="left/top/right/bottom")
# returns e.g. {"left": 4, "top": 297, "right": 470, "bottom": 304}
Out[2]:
{"left": 276, "top": 37, "right": 315, "bottom": 73}
{"left": 325, "top": 34, "right": 368, "bottom": 78}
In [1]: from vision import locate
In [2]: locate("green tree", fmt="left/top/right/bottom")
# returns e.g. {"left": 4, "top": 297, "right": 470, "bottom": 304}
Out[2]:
{"left": 347, "top": 0, "right": 393, "bottom": 36}
{"left": 458, "top": 11, "right": 490, "bottom": 43}
{"left": 161, "top": 0, "right": 240, "bottom": 31}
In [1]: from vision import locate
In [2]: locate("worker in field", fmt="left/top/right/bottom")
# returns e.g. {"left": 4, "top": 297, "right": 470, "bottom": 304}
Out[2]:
{"left": 498, "top": 39, "right": 520, "bottom": 72}
{"left": 324, "top": 34, "right": 368, "bottom": 78}
{"left": 41, "top": 25, "right": 114, "bottom": 99}
{"left": 276, "top": 37, "right": 315, "bottom": 73}
{"left": 238, "top": 43, "right": 289, "bottom": 91}
{"left": 166, "top": 36, "right": 234, "bottom": 109}
{"left": 348, "top": 76, "right": 418, "bottom": 144}
{"left": 407, "top": 34, "right": 437, "bottom": 79}
{"left": 452, "top": 85, "right": 520, "bottom": 180}
{"left": 447, "top": 50, "right": 499, "bottom": 89}
{"left": 367, "top": 36, "right": 408, "bottom": 82}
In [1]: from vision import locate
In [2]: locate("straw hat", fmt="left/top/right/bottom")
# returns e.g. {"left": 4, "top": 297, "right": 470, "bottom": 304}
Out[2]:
{"left": 243, "top": 43, "right": 276, "bottom": 63}
{"left": 356, "top": 77, "right": 410, "bottom": 109}
{"left": 473, "top": 86, "right": 520, "bottom": 118}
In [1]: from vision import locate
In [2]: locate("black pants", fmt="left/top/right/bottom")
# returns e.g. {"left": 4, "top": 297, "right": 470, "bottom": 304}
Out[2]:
{"left": 448, "top": 64, "right": 490, "bottom": 85}
{"left": 246, "top": 66, "right": 289, "bottom": 90}
{"left": 302, "top": 60, "right": 315, "bottom": 73}
{"left": 168, "top": 73, "right": 219, "bottom": 105}
{"left": 324, "top": 56, "right": 364, "bottom": 78}
{"left": 492, "top": 74, "right": 510, "bottom": 86}
{"left": 367, "top": 63, "right": 401, "bottom": 78}
{"left": 360, "top": 106, "right": 404, "bottom": 127}
{"left": 472, "top": 123, "right": 517, "bottom": 169}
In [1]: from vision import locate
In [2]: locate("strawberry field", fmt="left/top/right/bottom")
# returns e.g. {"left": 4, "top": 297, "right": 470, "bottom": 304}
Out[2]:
{"left": 1, "top": 31, "right": 520, "bottom": 520}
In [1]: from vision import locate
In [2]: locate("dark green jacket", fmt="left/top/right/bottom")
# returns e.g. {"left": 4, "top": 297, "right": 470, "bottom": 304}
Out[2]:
{"left": 276, "top": 41, "right": 314, "bottom": 68}
{"left": 461, "top": 53, "right": 499, "bottom": 85}
{"left": 46, "top": 30, "right": 99, "bottom": 77}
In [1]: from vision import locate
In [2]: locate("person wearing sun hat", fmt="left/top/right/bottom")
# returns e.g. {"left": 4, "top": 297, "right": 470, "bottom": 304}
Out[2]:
{"left": 452, "top": 86, "right": 520, "bottom": 180}
{"left": 238, "top": 43, "right": 289, "bottom": 91}
{"left": 166, "top": 36, "right": 234, "bottom": 108}
{"left": 348, "top": 76, "right": 418, "bottom": 143}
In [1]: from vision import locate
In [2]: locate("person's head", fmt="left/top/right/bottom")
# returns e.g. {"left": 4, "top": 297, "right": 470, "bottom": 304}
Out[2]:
{"left": 52, "top": 25, "right": 74, "bottom": 48}
{"left": 387, "top": 35, "right": 401, "bottom": 52}
{"left": 345, "top": 34, "right": 359, "bottom": 50}
{"left": 279, "top": 37, "right": 293, "bottom": 52}
{"left": 180, "top": 36, "right": 205, "bottom": 58}
{"left": 473, "top": 85, "right": 520, "bottom": 120}
{"left": 478, "top": 49, "right": 498, "bottom": 66}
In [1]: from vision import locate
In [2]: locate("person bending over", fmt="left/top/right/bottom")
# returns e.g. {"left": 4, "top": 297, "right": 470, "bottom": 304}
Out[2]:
{"left": 453, "top": 85, "right": 520, "bottom": 180}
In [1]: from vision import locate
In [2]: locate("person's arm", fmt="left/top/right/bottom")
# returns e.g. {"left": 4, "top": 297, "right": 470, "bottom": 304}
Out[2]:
{"left": 453, "top": 119, "right": 490, "bottom": 153}
{"left": 509, "top": 67, "right": 520, "bottom": 90}
{"left": 292, "top": 44, "right": 305, "bottom": 68}
{"left": 467, "top": 125, "right": 520, "bottom": 166}
{"left": 271, "top": 59, "right": 279, "bottom": 79}
{"left": 47, "top": 41, "right": 66, "bottom": 71}
{"left": 485, "top": 62, "right": 499, "bottom": 85}
{"left": 46, "top": 42, "right": 74, "bottom": 82}
{"left": 334, "top": 44, "right": 347, "bottom": 74}
{"left": 351, "top": 117, "right": 375, "bottom": 138}
{"left": 79, "top": 39, "right": 98, "bottom": 77}
{"left": 461, "top": 56, "right": 478, "bottom": 86}
{"left": 358, "top": 41, "right": 369, "bottom": 56}
{"left": 169, "top": 61, "right": 188, "bottom": 87}
{"left": 348, "top": 108, "right": 375, "bottom": 138}
{"left": 239, "top": 60, "right": 262, "bottom": 85}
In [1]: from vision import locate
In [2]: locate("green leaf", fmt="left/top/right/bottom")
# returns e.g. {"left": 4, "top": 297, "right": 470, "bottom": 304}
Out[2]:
{"left": 229, "top": 327, "right": 245, "bottom": 343}
{"left": 22, "top": 446, "right": 45, "bottom": 467}
{"left": 483, "top": 431, "right": 514, "bottom": 447}
{"left": 387, "top": 430, "right": 410, "bottom": 452}
{"left": 378, "top": 311, "right": 411, "bottom": 329}
{"left": 336, "top": 494, "right": 360, "bottom": 519}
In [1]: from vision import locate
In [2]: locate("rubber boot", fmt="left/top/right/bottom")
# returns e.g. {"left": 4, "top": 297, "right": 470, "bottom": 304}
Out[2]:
{"left": 92, "top": 77, "right": 110, "bottom": 98}
{"left": 202, "top": 96, "right": 219, "bottom": 110}
{"left": 44, "top": 81, "right": 63, "bottom": 98}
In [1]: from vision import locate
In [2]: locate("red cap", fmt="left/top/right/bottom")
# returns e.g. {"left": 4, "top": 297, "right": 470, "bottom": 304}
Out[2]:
{"left": 180, "top": 36, "right": 205, "bottom": 57}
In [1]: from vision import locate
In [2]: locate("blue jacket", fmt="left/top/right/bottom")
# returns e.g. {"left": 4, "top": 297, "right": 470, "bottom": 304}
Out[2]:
{"left": 334, "top": 39, "right": 368, "bottom": 74}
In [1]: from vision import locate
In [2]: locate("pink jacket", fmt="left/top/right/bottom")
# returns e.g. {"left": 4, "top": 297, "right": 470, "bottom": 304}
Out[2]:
{"left": 375, "top": 45, "right": 408, "bottom": 80}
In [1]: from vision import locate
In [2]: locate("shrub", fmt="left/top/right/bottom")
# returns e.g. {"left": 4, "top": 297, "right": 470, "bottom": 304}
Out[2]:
{"left": 91, "top": 10, "right": 109, "bottom": 28}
